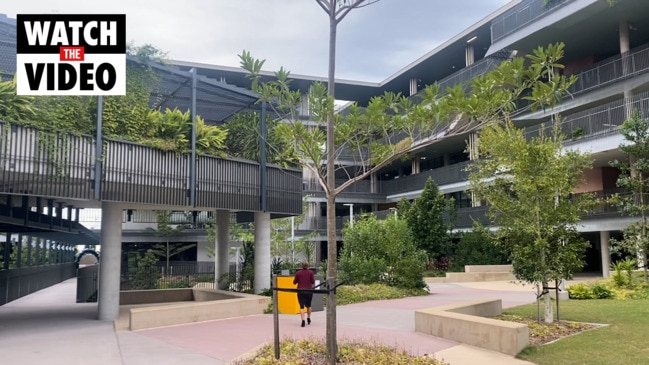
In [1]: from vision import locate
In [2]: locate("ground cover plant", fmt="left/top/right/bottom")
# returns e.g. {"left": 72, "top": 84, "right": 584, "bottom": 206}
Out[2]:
{"left": 503, "top": 299, "right": 649, "bottom": 365}
{"left": 233, "top": 339, "right": 447, "bottom": 365}
{"left": 335, "top": 283, "right": 429, "bottom": 306}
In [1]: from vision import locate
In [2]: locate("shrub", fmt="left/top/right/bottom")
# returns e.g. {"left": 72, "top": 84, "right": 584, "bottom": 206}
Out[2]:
{"left": 590, "top": 282, "right": 613, "bottom": 299}
{"left": 339, "top": 215, "right": 426, "bottom": 290}
{"left": 131, "top": 250, "right": 160, "bottom": 290}
{"left": 335, "top": 283, "right": 428, "bottom": 306}
{"left": 234, "top": 339, "right": 447, "bottom": 365}
{"left": 567, "top": 283, "right": 594, "bottom": 299}
{"left": 450, "top": 230, "right": 510, "bottom": 272}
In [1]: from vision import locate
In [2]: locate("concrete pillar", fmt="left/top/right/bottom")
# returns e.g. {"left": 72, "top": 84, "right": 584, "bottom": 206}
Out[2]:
{"left": 370, "top": 173, "right": 378, "bottom": 194}
{"left": 411, "top": 158, "right": 420, "bottom": 175}
{"left": 97, "top": 202, "right": 123, "bottom": 321}
{"left": 215, "top": 209, "right": 230, "bottom": 288}
{"left": 254, "top": 212, "right": 271, "bottom": 294}
{"left": 443, "top": 153, "right": 451, "bottom": 166}
{"left": 600, "top": 230, "right": 611, "bottom": 278}
{"left": 465, "top": 44, "right": 475, "bottom": 66}
{"left": 619, "top": 20, "right": 630, "bottom": 54}
{"left": 409, "top": 77, "right": 418, "bottom": 96}
{"left": 619, "top": 20, "right": 634, "bottom": 106}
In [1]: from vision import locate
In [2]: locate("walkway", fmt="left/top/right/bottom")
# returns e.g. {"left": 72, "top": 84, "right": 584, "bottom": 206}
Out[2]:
{"left": 0, "top": 279, "right": 540, "bottom": 365}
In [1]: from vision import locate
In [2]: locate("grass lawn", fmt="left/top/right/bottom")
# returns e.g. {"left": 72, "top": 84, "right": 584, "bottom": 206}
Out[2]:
{"left": 503, "top": 299, "right": 649, "bottom": 365}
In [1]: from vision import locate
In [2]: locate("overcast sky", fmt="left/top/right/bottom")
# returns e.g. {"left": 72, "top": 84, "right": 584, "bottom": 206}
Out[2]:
{"left": 3, "top": 0, "right": 511, "bottom": 82}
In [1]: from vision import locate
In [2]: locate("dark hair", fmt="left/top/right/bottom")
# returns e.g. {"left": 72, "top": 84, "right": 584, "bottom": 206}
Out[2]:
{"left": 302, "top": 262, "right": 309, "bottom": 269}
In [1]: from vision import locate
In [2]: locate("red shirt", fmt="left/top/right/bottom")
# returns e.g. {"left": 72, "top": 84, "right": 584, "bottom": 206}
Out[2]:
{"left": 293, "top": 268, "right": 315, "bottom": 289}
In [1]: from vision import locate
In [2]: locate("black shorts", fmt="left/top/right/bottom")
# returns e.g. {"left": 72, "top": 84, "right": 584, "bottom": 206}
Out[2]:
{"left": 297, "top": 291, "right": 313, "bottom": 309}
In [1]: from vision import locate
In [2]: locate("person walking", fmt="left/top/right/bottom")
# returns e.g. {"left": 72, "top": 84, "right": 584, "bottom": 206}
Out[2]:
{"left": 293, "top": 261, "right": 315, "bottom": 327}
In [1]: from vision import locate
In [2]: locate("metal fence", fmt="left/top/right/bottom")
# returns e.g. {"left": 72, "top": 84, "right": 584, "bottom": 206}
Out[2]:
{"left": 76, "top": 264, "right": 99, "bottom": 303}
{"left": 0, "top": 121, "right": 95, "bottom": 201}
{"left": 120, "top": 261, "right": 216, "bottom": 290}
{"left": 525, "top": 89, "right": 649, "bottom": 142}
{"left": 491, "top": 0, "right": 573, "bottom": 43}
{"left": 0, "top": 263, "right": 77, "bottom": 305}
{"left": 381, "top": 161, "right": 472, "bottom": 196}
{"left": 0, "top": 121, "right": 303, "bottom": 215}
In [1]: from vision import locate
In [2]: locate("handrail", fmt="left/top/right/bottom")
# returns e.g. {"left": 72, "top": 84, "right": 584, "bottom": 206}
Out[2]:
{"left": 491, "top": 0, "right": 574, "bottom": 43}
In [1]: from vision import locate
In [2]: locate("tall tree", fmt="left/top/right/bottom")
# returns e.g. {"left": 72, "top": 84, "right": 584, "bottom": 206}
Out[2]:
{"left": 399, "top": 177, "right": 456, "bottom": 261}
{"left": 610, "top": 110, "right": 649, "bottom": 280}
{"left": 147, "top": 211, "right": 194, "bottom": 274}
{"left": 468, "top": 44, "right": 596, "bottom": 323}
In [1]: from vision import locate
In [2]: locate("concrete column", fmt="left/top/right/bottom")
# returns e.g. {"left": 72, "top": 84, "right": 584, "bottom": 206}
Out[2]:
{"left": 600, "top": 230, "right": 611, "bottom": 278}
{"left": 411, "top": 158, "right": 420, "bottom": 175}
{"left": 465, "top": 44, "right": 475, "bottom": 66}
{"left": 619, "top": 20, "right": 630, "bottom": 54}
{"left": 97, "top": 202, "right": 123, "bottom": 321}
{"left": 370, "top": 173, "right": 378, "bottom": 194}
{"left": 443, "top": 153, "right": 451, "bottom": 166}
{"left": 619, "top": 20, "right": 634, "bottom": 106}
{"left": 215, "top": 209, "right": 230, "bottom": 289}
{"left": 409, "top": 77, "right": 418, "bottom": 96}
{"left": 254, "top": 212, "right": 271, "bottom": 294}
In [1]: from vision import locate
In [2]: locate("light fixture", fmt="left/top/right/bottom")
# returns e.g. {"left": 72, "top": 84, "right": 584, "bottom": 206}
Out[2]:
{"left": 467, "top": 36, "right": 478, "bottom": 43}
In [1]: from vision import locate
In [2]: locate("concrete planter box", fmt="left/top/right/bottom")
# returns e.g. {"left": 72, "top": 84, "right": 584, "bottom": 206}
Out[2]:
{"left": 415, "top": 299, "right": 529, "bottom": 356}
{"left": 120, "top": 288, "right": 270, "bottom": 331}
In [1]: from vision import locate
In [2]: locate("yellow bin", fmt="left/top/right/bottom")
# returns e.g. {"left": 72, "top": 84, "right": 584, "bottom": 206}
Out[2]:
{"left": 277, "top": 276, "right": 300, "bottom": 314}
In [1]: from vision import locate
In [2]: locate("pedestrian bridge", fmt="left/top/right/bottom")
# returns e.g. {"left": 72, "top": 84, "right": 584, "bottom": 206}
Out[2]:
{"left": 0, "top": 120, "right": 303, "bottom": 306}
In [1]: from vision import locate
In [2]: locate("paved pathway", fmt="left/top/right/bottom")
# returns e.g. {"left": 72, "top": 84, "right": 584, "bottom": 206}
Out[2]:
{"left": 0, "top": 279, "right": 542, "bottom": 365}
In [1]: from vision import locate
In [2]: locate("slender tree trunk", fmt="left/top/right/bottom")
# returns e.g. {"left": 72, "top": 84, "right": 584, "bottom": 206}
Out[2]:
{"left": 325, "top": 4, "right": 338, "bottom": 364}
{"left": 166, "top": 241, "right": 170, "bottom": 275}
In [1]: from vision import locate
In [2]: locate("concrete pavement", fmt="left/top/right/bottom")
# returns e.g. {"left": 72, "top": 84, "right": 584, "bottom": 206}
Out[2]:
{"left": 0, "top": 278, "right": 544, "bottom": 365}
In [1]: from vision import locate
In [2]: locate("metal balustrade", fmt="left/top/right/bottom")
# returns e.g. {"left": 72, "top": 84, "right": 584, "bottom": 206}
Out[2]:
{"left": 516, "top": 43, "right": 649, "bottom": 112}
{"left": 491, "top": 0, "right": 573, "bottom": 43}
{"left": 381, "top": 161, "right": 472, "bottom": 196}
{"left": 0, "top": 121, "right": 95, "bottom": 200}
{"left": 525, "top": 89, "right": 649, "bottom": 142}
{"left": 303, "top": 179, "right": 374, "bottom": 194}
{"left": 413, "top": 56, "right": 504, "bottom": 99}
{"left": 0, "top": 121, "right": 303, "bottom": 215}
{"left": 567, "top": 44, "right": 649, "bottom": 96}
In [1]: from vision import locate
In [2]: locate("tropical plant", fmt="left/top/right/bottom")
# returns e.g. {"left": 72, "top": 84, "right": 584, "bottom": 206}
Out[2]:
{"left": 609, "top": 110, "right": 649, "bottom": 280}
{"left": 146, "top": 211, "right": 193, "bottom": 274}
{"left": 339, "top": 214, "right": 426, "bottom": 290}
{"left": 0, "top": 77, "right": 35, "bottom": 122}
{"left": 399, "top": 177, "right": 456, "bottom": 260}
{"left": 131, "top": 249, "right": 160, "bottom": 290}
{"left": 468, "top": 43, "right": 596, "bottom": 323}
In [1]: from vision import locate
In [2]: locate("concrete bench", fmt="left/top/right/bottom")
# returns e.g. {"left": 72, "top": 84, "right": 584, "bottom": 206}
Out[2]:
{"left": 415, "top": 299, "right": 528, "bottom": 356}
{"left": 464, "top": 265, "right": 513, "bottom": 273}
{"left": 122, "top": 288, "right": 270, "bottom": 330}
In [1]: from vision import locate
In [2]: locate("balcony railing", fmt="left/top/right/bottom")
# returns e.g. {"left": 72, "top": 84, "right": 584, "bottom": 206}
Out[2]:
{"left": 491, "top": 0, "right": 574, "bottom": 43}
{"left": 567, "top": 43, "right": 649, "bottom": 96}
{"left": 0, "top": 121, "right": 303, "bottom": 215}
{"left": 413, "top": 56, "right": 505, "bottom": 100}
{"left": 516, "top": 42, "right": 649, "bottom": 113}
{"left": 381, "top": 161, "right": 472, "bottom": 196}
{"left": 525, "top": 89, "right": 649, "bottom": 142}
{"left": 303, "top": 179, "right": 375, "bottom": 194}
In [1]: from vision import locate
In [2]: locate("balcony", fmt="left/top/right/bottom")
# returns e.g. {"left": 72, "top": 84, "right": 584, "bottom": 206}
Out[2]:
{"left": 516, "top": 42, "right": 649, "bottom": 115}
{"left": 412, "top": 56, "right": 505, "bottom": 100}
{"left": 567, "top": 44, "right": 649, "bottom": 97}
{"left": 381, "top": 161, "right": 472, "bottom": 197}
{"left": 491, "top": 0, "right": 574, "bottom": 43}
{"left": 525, "top": 89, "right": 649, "bottom": 142}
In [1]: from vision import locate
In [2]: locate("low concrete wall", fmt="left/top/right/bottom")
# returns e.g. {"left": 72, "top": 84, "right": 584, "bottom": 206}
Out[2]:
{"left": 415, "top": 299, "right": 529, "bottom": 356}
{"left": 444, "top": 272, "right": 516, "bottom": 282}
{"left": 465, "top": 265, "right": 513, "bottom": 273}
{"left": 128, "top": 290, "right": 270, "bottom": 330}
{"left": 120, "top": 289, "right": 194, "bottom": 305}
